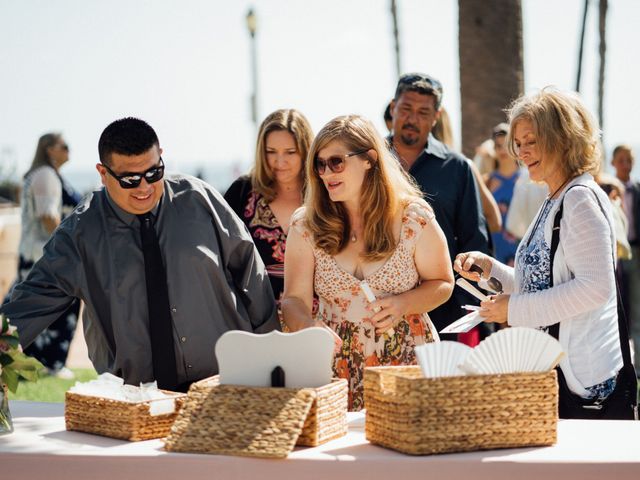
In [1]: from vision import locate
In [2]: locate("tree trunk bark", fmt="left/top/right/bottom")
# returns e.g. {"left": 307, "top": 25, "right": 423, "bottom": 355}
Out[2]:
{"left": 458, "top": 0, "right": 524, "bottom": 159}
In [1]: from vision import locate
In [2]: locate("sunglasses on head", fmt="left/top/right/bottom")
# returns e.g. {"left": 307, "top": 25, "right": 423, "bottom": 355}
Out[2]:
{"left": 314, "top": 148, "right": 370, "bottom": 175}
{"left": 102, "top": 157, "right": 165, "bottom": 189}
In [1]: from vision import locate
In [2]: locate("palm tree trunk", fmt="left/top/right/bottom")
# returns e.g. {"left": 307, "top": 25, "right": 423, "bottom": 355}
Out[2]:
{"left": 458, "top": 0, "right": 524, "bottom": 158}
{"left": 390, "top": 0, "right": 401, "bottom": 78}
{"left": 575, "top": 0, "right": 590, "bottom": 92}
{"left": 598, "top": 0, "right": 608, "bottom": 135}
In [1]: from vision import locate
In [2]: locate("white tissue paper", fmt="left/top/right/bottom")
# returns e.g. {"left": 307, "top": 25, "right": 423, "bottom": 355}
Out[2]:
{"left": 69, "top": 373, "right": 177, "bottom": 416}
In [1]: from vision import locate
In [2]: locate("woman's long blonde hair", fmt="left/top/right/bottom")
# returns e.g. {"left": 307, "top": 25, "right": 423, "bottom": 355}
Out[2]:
{"left": 251, "top": 109, "right": 314, "bottom": 202}
{"left": 506, "top": 87, "right": 601, "bottom": 177}
{"left": 305, "top": 115, "right": 426, "bottom": 261}
{"left": 24, "top": 133, "right": 61, "bottom": 179}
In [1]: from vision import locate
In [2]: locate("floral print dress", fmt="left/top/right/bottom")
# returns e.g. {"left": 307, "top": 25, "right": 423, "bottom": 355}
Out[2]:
{"left": 224, "top": 176, "right": 318, "bottom": 326}
{"left": 291, "top": 201, "right": 438, "bottom": 410}
{"left": 225, "top": 177, "right": 288, "bottom": 303}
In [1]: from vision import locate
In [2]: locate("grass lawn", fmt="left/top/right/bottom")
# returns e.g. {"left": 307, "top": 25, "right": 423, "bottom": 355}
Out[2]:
{"left": 8, "top": 368, "right": 98, "bottom": 403}
{"left": 7, "top": 368, "right": 639, "bottom": 405}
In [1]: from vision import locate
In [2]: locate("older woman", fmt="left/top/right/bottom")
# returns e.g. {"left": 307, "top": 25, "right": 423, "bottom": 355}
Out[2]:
{"left": 454, "top": 88, "right": 637, "bottom": 419}
{"left": 485, "top": 123, "right": 521, "bottom": 266}
{"left": 283, "top": 115, "right": 453, "bottom": 410}
{"left": 225, "top": 109, "right": 314, "bottom": 314}
{"left": 16, "top": 133, "right": 80, "bottom": 377}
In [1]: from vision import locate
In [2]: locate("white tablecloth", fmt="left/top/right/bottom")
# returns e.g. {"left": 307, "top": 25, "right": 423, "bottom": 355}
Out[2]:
{"left": 1, "top": 401, "right": 639, "bottom": 480}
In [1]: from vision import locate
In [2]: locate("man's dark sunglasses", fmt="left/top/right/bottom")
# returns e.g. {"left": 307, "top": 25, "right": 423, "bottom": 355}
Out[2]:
{"left": 314, "top": 148, "right": 370, "bottom": 175}
{"left": 102, "top": 157, "right": 165, "bottom": 189}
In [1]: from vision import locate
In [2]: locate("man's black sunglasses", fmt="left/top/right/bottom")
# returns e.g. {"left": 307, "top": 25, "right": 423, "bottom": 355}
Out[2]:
{"left": 102, "top": 158, "right": 165, "bottom": 189}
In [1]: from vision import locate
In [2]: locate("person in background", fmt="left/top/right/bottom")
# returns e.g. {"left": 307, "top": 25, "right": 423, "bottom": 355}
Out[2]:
{"left": 484, "top": 123, "right": 520, "bottom": 266}
{"left": 432, "top": 108, "right": 501, "bottom": 346}
{"left": 455, "top": 88, "right": 628, "bottom": 417}
{"left": 224, "top": 109, "right": 314, "bottom": 322}
{"left": 383, "top": 103, "right": 393, "bottom": 133}
{"left": 10, "top": 133, "right": 79, "bottom": 378}
{"left": 388, "top": 72, "right": 490, "bottom": 337}
{"left": 611, "top": 145, "right": 640, "bottom": 366}
{"left": 431, "top": 106, "right": 455, "bottom": 149}
{"left": 505, "top": 167, "right": 548, "bottom": 240}
{"left": 474, "top": 138, "right": 497, "bottom": 175}
{"left": 283, "top": 115, "right": 453, "bottom": 410}
{"left": 1, "top": 118, "right": 278, "bottom": 392}
{"left": 432, "top": 107, "right": 502, "bottom": 237}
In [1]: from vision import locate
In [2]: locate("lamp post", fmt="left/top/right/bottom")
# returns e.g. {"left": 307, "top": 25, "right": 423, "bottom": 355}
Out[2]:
{"left": 246, "top": 8, "right": 258, "bottom": 133}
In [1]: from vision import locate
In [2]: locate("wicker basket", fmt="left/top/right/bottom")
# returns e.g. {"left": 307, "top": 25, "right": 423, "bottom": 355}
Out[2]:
{"left": 364, "top": 366, "right": 558, "bottom": 455}
{"left": 65, "top": 391, "right": 186, "bottom": 441}
{"left": 164, "top": 376, "right": 348, "bottom": 458}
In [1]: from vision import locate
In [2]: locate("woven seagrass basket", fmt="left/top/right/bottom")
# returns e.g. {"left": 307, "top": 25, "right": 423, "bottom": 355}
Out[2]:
{"left": 65, "top": 391, "right": 186, "bottom": 441}
{"left": 164, "top": 376, "right": 348, "bottom": 458}
{"left": 364, "top": 366, "right": 558, "bottom": 455}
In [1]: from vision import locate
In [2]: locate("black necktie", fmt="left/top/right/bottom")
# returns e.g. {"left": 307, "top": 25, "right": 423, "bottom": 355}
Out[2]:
{"left": 138, "top": 212, "right": 178, "bottom": 390}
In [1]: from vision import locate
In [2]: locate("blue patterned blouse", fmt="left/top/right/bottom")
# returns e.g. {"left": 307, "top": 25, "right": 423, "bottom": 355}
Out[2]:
{"left": 517, "top": 199, "right": 555, "bottom": 294}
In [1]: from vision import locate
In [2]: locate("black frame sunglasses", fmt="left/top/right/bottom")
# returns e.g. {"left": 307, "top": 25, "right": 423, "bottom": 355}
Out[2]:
{"left": 102, "top": 157, "right": 165, "bottom": 189}
{"left": 314, "top": 148, "right": 370, "bottom": 175}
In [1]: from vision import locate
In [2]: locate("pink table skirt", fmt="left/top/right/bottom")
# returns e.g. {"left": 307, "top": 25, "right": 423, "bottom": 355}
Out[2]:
{"left": 1, "top": 401, "right": 639, "bottom": 480}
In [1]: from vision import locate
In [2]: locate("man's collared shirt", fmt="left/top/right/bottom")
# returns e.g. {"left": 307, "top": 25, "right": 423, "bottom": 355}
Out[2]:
{"left": 2, "top": 173, "right": 279, "bottom": 386}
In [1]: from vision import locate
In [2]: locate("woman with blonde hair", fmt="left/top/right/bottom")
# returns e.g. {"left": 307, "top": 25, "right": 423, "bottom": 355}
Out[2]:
{"left": 13, "top": 132, "right": 81, "bottom": 378}
{"left": 455, "top": 87, "right": 637, "bottom": 419}
{"left": 283, "top": 115, "right": 453, "bottom": 410}
{"left": 225, "top": 109, "right": 314, "bottom": 315}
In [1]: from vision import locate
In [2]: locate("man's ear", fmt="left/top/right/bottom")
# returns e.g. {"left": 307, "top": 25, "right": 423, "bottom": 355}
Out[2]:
{"left": 96, "top": 163, "right": 107, "bottom": 186}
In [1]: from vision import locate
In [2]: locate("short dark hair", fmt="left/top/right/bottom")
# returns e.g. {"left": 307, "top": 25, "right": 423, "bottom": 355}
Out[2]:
{"left": 383, "top": 103, "right": 393, "bottom": 123}
{"left": 492, "top": 122, "right": 509, "bottom": 139}
{"left": 612, "top": 144, "right": 633, "bottom": 159}
{"left": 394, "top": 72, "right": 443, "bottom": 109}
{"left": 98, "top": 117, "right": 159, "bottom": 166}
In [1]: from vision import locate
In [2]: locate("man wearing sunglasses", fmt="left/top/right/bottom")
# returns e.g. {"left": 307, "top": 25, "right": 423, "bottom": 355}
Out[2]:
{"left": 389, "top": 73, "right": 491, "bottom": 338}
{"left": 2, "top": 117, "right": 279, "bottom": 391}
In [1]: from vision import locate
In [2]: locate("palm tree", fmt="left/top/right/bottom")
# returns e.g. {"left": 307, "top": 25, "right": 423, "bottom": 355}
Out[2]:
{"left": 390, "top": 0, "right": 401, "bottom": 78}
{"left": 598, "top": 0, "right": 608, "bottom": 139}
{"left": 458, "top": 0, "right": 524, "bottom": 158}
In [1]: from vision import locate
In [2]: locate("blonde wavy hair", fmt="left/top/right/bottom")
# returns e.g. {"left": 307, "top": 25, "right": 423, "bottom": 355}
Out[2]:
{"left": 25, "top": 133, "right": 62, "bottom": 179}
{"left": 251, "top": 109, "right": 314, "bottom": 202}
{"left": 506, "top": 87, "right": 601, "bottom": 177}
{"left": 304, "top": 115, "right": 426, "bottom": 261}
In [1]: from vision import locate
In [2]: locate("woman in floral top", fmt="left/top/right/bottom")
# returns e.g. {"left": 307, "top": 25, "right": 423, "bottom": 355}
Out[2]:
{"left": 225, "top": 109, "right": 314, "bottom": 320}
{"left": 282, "top": 115, "right": 454, "bottom": 410}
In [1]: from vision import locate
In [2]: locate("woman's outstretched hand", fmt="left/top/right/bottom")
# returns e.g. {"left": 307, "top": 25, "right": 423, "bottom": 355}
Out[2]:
{"left": 453, "top": 251, "right": 494, "bottom": 283}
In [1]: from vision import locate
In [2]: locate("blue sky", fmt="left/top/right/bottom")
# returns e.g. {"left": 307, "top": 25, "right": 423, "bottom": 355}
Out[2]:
{"left": 1, "top": 0, "right": 638, "bottom": 192}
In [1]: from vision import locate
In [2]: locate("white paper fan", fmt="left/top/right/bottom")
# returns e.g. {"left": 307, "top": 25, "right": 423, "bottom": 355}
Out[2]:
{"left": 415, "top": 341, "right": 473, "bottom": 378}
{"left": 460, "top": 327, "right": 564, "bottom": 375}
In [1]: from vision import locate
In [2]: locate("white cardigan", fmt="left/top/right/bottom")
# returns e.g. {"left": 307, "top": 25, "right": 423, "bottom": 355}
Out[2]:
{"left": 489, "top": 173, "right": 623, "bottom": 397}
